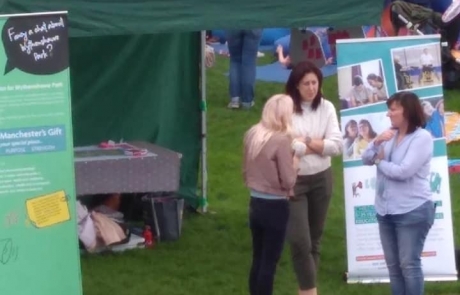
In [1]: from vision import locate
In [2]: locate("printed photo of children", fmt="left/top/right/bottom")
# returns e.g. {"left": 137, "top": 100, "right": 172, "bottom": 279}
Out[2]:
{"left": 342, "top": 112, "right": 391, "bottom": 160}
{"left": 338, "top": 59, "right": 389, "bottom": 110}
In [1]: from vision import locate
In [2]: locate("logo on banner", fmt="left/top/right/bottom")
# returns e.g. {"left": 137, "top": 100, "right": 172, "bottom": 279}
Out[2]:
{"left": 351, "top": 177, "right": 375, "bottom": 198}
{"left": 352, "top": 181, "right": 363, "bottom": 197}
{"left": 429, "top": 172, "right": 441, "bottom": 194}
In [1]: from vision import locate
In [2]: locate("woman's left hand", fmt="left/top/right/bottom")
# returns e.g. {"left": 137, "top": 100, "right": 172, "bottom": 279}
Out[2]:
{"left": 292, "top": 138, "right": 307, "bottom": 157}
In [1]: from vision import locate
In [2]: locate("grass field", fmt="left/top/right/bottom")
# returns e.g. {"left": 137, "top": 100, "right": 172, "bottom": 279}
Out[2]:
{"left": 80, "top": 54, "right": 460, "bottom": 295}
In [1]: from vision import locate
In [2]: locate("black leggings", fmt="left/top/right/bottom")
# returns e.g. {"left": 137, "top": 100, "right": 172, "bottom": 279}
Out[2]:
{"left": 249, "top": 197, "right": 289, "bottom": 295}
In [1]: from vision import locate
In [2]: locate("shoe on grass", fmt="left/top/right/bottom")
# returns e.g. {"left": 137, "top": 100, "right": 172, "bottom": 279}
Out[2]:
{"left": 227, "top": 97, "right": 240, "bottom": 109}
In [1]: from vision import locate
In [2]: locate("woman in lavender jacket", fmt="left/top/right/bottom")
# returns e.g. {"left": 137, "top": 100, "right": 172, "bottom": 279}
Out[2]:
{"left": 362, "top": 91, "right": 435, "bottom": 295}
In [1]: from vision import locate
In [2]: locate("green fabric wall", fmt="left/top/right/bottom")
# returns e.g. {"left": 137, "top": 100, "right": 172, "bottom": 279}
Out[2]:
{"left": 1, "top": 0, "right": 382, "bottom": 37}
{"left": 69, "top": 33, "right": 202, "bottom": 206}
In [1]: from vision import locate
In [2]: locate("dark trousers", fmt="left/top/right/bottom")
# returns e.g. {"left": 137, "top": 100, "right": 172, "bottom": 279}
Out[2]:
{"left": 287, "top": 168, "right": 333, "bottom": 290}
{"left": 249, "top": 197, "right": 289, "bottom": 295}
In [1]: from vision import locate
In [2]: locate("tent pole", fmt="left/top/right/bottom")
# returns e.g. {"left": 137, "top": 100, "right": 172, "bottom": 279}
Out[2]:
{"left": 200, "top": 30, "right": 208, "bottom": 213}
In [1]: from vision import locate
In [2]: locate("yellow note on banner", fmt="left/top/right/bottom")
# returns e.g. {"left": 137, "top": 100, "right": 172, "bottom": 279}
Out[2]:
{"left": 25, "top": 190, "right": 70, "bottom": 228}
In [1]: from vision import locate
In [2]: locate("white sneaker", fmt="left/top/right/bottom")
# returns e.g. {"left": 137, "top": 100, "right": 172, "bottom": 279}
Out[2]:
{"left": 227, "top": 101, "right": 240, "bottom": 109}
{"left": 227, "top": 97, "right": 240, "bottom": 109}
{"left": 241, "top": 101, "right": 255, "bottom": 109}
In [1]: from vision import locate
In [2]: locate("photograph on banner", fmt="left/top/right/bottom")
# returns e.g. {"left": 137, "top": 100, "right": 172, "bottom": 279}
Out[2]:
{"left": 338, "top": 59, "right": 389, "bottom": 110}
{"left": 341, "top": 112, "right": 391, "bottom": 160}
{"left": 420, "top": 95, "right": 445, "bottom": 139}
{"left": 391, "top": 43, "right": 442, "bottom": 91}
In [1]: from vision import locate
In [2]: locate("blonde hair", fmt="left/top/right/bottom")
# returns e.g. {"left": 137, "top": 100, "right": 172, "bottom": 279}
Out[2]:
{"left": 244, "top": 94, "right": 294, "bottom": 159}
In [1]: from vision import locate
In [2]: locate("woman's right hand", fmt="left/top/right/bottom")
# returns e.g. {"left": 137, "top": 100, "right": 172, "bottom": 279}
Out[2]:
{"left": 375, "top": 129, "right": 396, "bottom": 146}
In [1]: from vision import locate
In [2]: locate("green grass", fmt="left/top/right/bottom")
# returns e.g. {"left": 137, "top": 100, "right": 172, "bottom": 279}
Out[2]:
{"left": 80, "top": 54, "right": 460, "bottom": 295}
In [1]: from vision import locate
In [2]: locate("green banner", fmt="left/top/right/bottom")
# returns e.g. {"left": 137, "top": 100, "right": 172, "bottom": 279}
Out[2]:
{"left": 0, "top": 12, "right": 82, "bottom": 295}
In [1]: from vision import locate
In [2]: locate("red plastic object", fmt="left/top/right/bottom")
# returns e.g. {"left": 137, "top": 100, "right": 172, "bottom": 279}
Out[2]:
{"left": 143, "top": 225, "right": 155, "bottom": 248}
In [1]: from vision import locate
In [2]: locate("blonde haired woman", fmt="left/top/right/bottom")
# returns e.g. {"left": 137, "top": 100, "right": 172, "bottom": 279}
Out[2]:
{"left": 243, "top": 94, "right": 303, "bottom": 295}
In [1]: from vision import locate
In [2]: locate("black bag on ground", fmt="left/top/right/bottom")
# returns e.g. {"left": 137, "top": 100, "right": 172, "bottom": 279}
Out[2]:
{"left": 141, "top": 193, "right": 184, "bottom": 242}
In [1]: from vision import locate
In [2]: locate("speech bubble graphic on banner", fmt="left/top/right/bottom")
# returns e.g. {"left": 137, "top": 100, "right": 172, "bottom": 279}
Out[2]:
{"left": 1, "top": 14, "right": 69, "bottom": 75}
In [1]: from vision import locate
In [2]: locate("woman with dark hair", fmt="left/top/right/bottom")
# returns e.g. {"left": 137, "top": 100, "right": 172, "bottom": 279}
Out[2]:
{"left": 284, "top": 61, "right": 342, "bottom": 295}
{"left": 352, "top": 119, "right": 378, "bottom": 159}
{"left": 362, "top": 91, "right": 435, "bottom": 295}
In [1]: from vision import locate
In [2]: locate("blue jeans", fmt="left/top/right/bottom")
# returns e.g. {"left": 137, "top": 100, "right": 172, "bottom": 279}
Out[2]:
{"left": 377, "top": 201, "right": 435, "bottom": 295}
{"left": 226, "top": 29, "right": 263, "bottom": 107}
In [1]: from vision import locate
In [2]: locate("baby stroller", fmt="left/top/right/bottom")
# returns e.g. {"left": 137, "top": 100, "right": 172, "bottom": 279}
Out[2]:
{"left": 382, "top": 0, "right": 460, "bottom": 89}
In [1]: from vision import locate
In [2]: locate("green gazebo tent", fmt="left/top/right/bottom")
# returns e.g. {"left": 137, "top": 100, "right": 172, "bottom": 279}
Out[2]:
{"left": 0, "top": 0, "right": 381, "bottom": 211}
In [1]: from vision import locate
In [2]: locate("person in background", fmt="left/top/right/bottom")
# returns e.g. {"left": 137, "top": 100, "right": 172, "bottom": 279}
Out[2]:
{"left": 206, "top": 30, "right": 219, "bottom": 44}
{"left": 226, "top": 29, "right": 263, "bottom": 109}
{"left": 243, "top": 94, "right": 304, "bottom": 295}
{"left": 276, "top": 44, "right": 293, "bottom": 69}
{"left": 285, "top": 61, "right": 343, "bottom": 295}
{"left": 362, "top": 91, "right": 435, "bottom": 295}
{"left": 204, "top": 45, "right": 216, "bottom": 68}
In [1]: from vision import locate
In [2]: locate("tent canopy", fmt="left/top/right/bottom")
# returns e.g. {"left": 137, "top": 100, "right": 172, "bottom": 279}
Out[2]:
{"left": 0, "top": 1, "right": 383, "bottom": 209}
{"left": 1, "top": 0, "right": 382, "bottom": 37}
